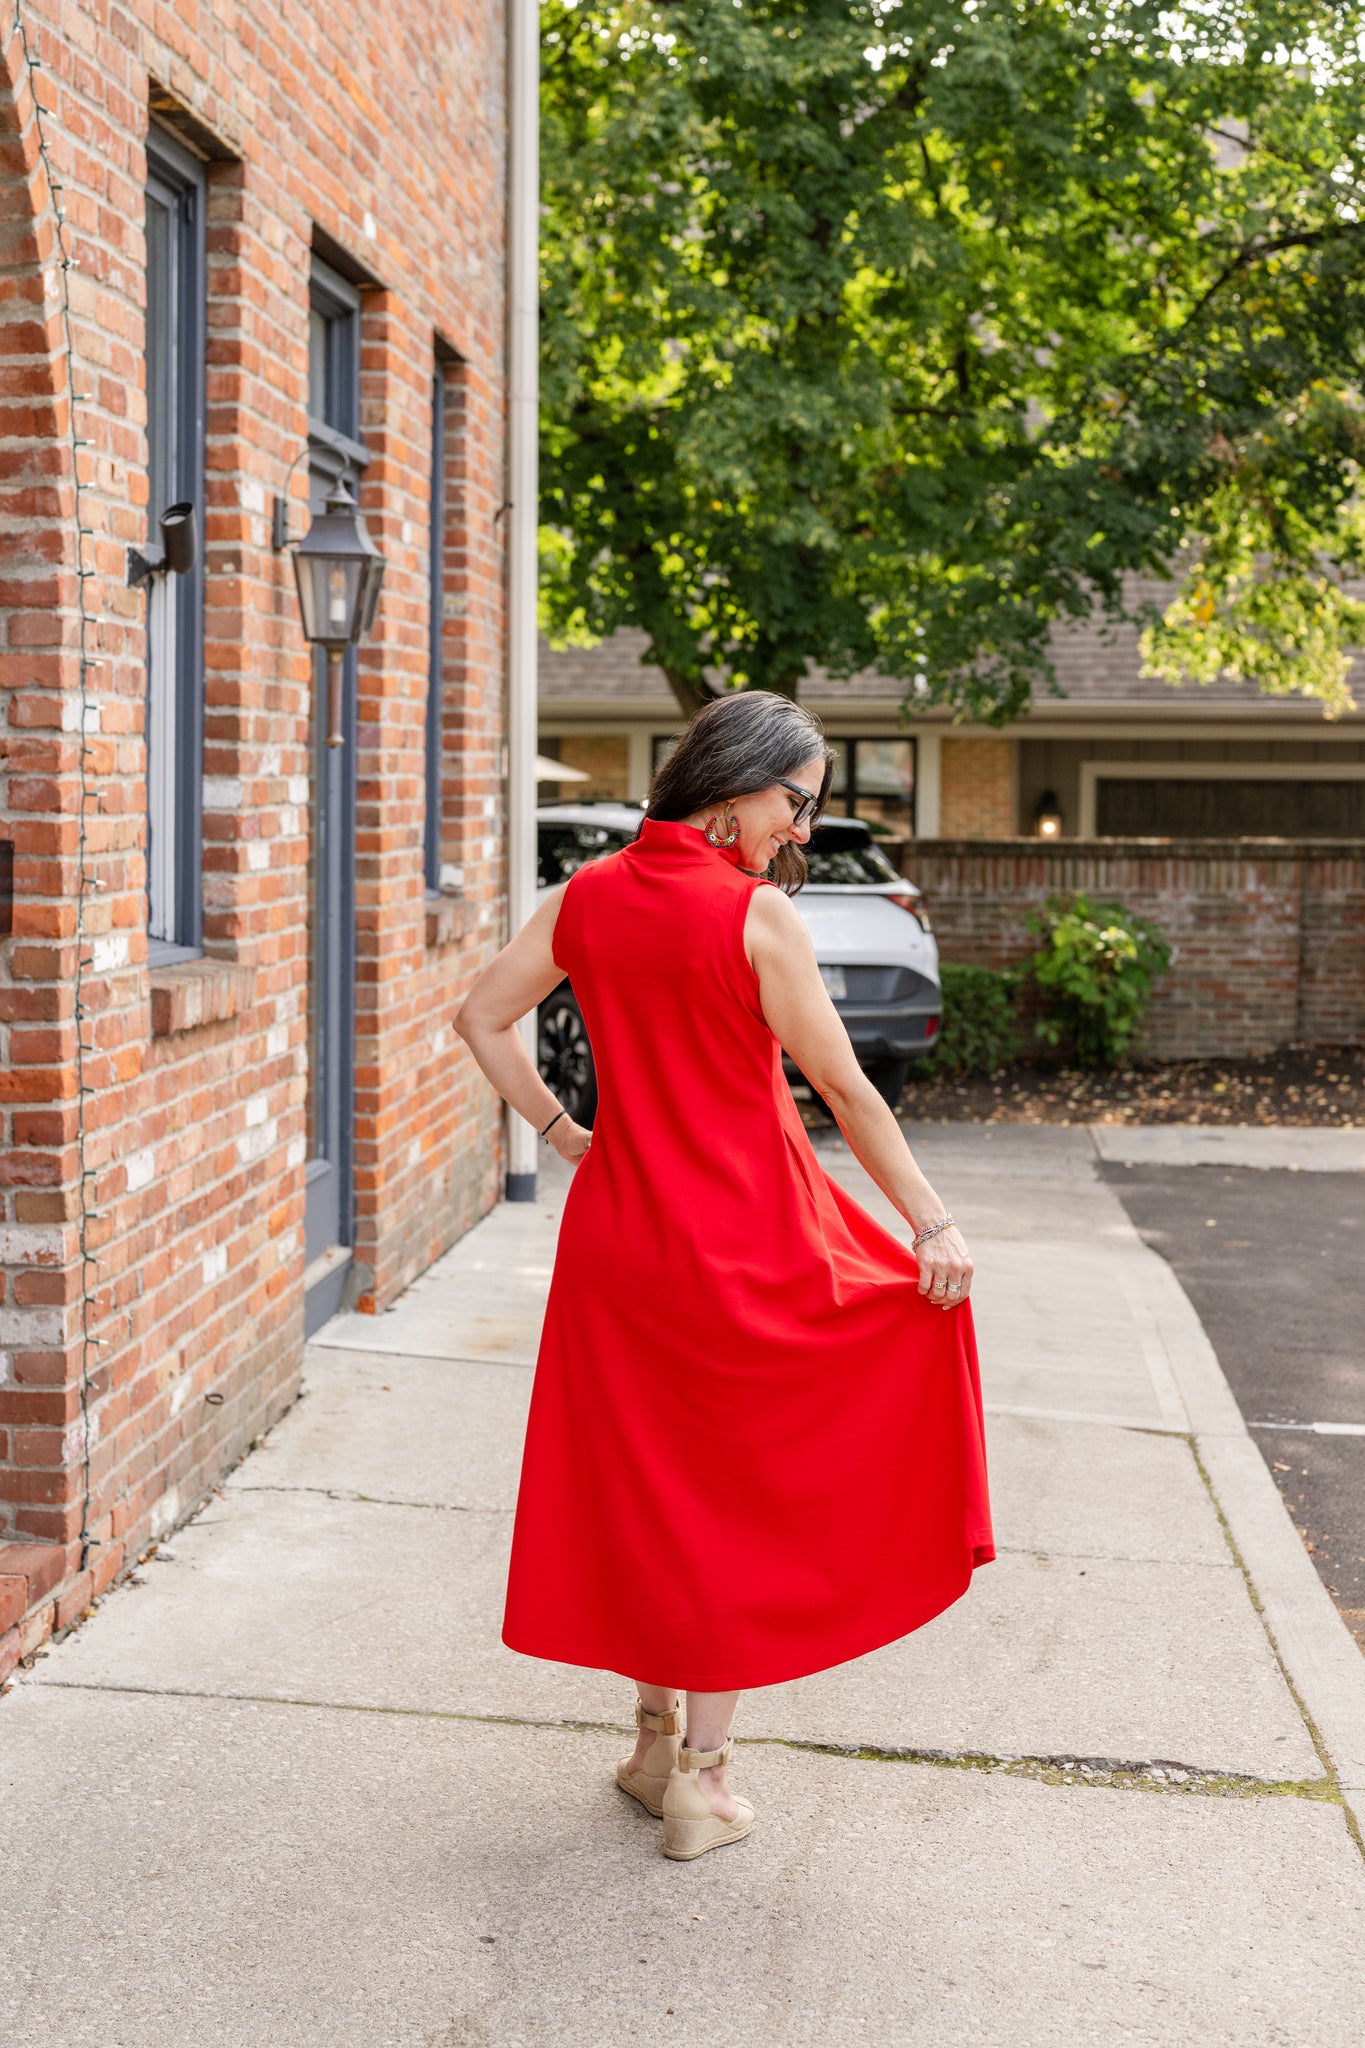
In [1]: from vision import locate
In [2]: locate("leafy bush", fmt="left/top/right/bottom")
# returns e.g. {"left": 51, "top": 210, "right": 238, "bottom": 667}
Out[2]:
{"left": 1023, "top": 893, "right": 1172, "bottom": 1067}
{"left": 922, "top": 963, "right": 1020, "bottom": 1078}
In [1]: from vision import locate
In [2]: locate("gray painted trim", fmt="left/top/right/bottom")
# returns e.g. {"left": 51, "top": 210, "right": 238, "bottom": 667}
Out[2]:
{"left": 145, "top": 122, "right": 207, "bottom": 956}
{"left": 424, "top": 368, "right": 446, "bottom": 893}
{"left": 304, "top": 1250, "right": 353, "bottom": 1337}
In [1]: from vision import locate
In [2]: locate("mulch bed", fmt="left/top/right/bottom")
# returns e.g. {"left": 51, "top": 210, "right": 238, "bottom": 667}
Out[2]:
{"left": 800, "top": 1046, "right": 1365, "bottom": 1128}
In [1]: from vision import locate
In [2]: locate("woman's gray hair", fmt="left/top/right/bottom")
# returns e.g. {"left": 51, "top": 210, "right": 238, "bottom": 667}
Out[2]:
{"left": 646, "top": 691, "right": 834, "bottom": 893}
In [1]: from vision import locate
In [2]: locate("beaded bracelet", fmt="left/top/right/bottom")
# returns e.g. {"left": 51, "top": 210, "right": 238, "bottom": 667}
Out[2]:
{"left": 911, "top": 1212, "right": 955, "bottom": 1251}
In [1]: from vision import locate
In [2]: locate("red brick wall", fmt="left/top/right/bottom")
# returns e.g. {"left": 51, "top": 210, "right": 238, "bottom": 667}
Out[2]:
{"left": 557, "top": 734, "right": 630, "bottom": 801}
{"left": 0, "top": 0, "right": 508, "bottom": 1675}
{"left": 938, "top": 737, "right": 1016, "bottom": 839}
{"left": 903, "top": 840, "right": 1365, "bottom": 1061}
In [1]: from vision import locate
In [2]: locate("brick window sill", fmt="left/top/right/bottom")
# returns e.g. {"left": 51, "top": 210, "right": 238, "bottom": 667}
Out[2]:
{"left": 426, "top": 893, "right": 473, "bottom": 949}
{"left": 149, "top": 956, "right": 256, "bottom": 1037}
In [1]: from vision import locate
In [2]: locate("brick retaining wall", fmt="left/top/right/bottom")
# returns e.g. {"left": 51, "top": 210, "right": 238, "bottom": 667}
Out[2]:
{"left": 902, "top": 839, "right": 1365, "bottom": 1061}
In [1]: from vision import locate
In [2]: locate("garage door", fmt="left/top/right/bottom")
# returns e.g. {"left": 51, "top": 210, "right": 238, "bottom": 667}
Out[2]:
{"left": 1096, "top": 779, "right": 1365, "bottom": 838}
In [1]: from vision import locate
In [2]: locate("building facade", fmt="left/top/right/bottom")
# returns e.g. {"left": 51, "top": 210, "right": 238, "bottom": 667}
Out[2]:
{"left": 539, "top": 611, "right": 1365, "bottom": 1063}
{"left": 538, "top": 604, "right": 1365, "bottom": 850}
{"left": 1, "top": 2, "right": 509, "bottom": 1672}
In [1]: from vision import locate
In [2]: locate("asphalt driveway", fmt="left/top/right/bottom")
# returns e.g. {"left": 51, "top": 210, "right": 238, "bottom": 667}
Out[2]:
{"left": 1103, "top": 1163, "right": 1365, "bottom": 1649}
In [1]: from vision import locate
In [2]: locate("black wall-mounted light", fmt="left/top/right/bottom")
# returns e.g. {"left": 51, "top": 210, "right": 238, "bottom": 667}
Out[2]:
{"left": 128, "top": 500, "right": 197, "bottom": 586}
{"left": 1033, "top": 789, "right": 1064, "bottom": 839}
{"left": 289, "top": 477, "right": 386, "bottom": 748}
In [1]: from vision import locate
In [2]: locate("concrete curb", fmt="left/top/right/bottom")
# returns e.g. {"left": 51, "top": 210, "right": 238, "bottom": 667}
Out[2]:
{"left": 1106, "top": 1201, "right": 1365, "bottom": 1827}
{"left": 1089, "top": 1124, "right": 1365, "bottom": 1172}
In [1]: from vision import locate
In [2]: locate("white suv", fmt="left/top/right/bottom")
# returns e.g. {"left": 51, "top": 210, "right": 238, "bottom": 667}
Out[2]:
{"left": 536, "top": 804, "right": 941, "bottom": 1122}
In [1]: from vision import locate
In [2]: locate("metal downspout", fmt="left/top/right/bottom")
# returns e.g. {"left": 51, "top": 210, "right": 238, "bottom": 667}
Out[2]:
{"left": 505, "top": 0, "right": 540, "bottom": 1201}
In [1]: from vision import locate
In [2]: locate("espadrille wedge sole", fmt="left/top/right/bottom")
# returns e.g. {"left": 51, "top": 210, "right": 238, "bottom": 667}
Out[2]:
{"left": 662, "top": 1737, "right": 755, "bottom": 1860}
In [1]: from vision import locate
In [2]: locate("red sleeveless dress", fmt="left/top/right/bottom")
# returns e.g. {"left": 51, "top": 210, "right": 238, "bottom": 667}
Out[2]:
{"left": 502, "top": 816, "right": 993, "bottom": 1691}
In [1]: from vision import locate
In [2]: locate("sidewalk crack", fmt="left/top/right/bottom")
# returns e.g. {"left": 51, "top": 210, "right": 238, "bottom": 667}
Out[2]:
{"left": 17, "top": 1680, "right": 1338, "bottom": 1802}
{"left": 995, "top": 1540, "right": 1234, "bottom": 1572}
{"left": 227, "top": 1483, "right": 512, "bottom": 1514}
{"left": 762, "top": 1736, "right": 1340, "bottom": 1802}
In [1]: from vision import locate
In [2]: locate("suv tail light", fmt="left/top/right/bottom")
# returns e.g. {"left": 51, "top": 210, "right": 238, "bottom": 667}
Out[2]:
{"left": 889, "top": 890, "right": 931, "bottom": 932}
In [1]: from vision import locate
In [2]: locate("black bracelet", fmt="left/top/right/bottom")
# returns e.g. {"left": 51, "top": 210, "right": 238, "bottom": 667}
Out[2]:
{"left": 539, "top": 1109, "right": 567, "bottom": 1140}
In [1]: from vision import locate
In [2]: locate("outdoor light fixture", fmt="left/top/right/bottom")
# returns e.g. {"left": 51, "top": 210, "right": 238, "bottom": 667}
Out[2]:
{"left": 1034, "top": 789, "right": 1064, "bottom": 838}
{"left": 128, "top": 500, "right": 197, "bottom": 586}
{"left": 290, "top": 476, "right": 386, "bottom": 748}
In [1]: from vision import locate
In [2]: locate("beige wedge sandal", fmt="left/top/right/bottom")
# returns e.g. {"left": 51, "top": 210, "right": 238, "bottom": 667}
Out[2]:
{"left": 615, "top": 1700, "right": 683, "bottom": 1818}
{"left": 662, "top": 1736, "right": 755, "bottom": 1860}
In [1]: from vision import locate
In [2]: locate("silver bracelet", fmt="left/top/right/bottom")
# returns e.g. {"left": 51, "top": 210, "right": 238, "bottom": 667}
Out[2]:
{"left": 911, "top": 1213, "right": 955, "bottom": 1251}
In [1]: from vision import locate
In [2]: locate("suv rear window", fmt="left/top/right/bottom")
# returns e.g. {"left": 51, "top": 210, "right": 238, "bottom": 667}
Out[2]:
{"left": 538, "top": 822, "right": 635, "bottom": 888}
{"left": 803, "top": 829, "right": 901, "bottom": 888}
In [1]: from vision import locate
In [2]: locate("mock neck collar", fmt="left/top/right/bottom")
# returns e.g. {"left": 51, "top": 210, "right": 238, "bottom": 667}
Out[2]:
{"left": 634, "top": 816, "right": 750, "bottom": 872}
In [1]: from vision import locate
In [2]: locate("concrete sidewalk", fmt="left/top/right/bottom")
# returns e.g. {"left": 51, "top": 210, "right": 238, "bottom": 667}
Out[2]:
{"left": 4, "top": 1127, "right": 1365, "bottom": 2045}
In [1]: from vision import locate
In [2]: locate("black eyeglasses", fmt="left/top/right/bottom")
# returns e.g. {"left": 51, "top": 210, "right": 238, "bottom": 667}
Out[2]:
{"left": 776, "top": 776, "right": 821, "bottom": 828}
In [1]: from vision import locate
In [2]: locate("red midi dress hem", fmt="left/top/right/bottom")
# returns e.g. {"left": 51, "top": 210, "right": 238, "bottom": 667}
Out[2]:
{"left": 501, "top": 817, "right": 993, "bottom": 1693}
{"left": 502, "top": 1555, "right": 987, "bottom": 1695}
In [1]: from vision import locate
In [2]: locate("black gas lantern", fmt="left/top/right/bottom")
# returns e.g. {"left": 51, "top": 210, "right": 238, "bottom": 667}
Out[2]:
{"left": 290, "top": 476, "right": 386, "bottom": 747}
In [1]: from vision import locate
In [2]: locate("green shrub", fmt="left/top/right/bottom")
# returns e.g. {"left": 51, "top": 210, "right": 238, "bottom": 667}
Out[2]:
{"left": 1023, "top": 892, "right": 1172, "bottom": 1067}
{"left": 922, "top": 962, "right": 1020, "bottom": 1077}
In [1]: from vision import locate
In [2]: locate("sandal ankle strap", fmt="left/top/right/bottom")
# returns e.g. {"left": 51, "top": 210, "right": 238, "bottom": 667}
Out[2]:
{"left": 680, "top": 1736, "right": 733, "bottom": 1772}
{"left": 635, "top": 1700, "right": 681, "bottom": 1736}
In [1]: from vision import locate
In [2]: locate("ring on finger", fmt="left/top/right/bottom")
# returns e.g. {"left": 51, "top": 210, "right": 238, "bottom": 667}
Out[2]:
{"left": 947, "top": 1281, "right": 962, "bottom": 1293}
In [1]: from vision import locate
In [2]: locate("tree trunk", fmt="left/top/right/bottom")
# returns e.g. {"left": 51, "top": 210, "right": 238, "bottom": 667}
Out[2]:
{"left": 656, "top": 663, "right": 804, "bottom": 716}
{"left": 659, "top": 665, "right": 717, "bottom": 720}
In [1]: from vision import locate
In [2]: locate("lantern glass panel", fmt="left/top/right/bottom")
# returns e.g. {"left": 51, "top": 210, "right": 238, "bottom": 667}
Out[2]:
{"left": 358, "top": 556, "right": 386, "bottom": 638}
{"left": 294, "top": 548, "right": 364, "bottom": 647}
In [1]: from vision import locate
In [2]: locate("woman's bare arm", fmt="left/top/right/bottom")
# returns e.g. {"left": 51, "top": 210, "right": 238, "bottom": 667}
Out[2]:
{"left": 745, "top": 887, "right": 972, "bottom": 1305}
{"left": 452, "top": 885, "right": 592, "bottom": 1163}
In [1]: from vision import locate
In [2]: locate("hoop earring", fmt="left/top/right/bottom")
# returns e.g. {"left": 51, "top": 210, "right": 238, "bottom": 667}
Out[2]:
{"left": 704, "top": 806, "right": 740, "bottom": 848}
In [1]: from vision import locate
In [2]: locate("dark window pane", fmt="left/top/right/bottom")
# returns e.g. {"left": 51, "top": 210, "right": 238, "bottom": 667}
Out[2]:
{"left": 852, "top": 739, "right": 913, "bottom": 837}
{"left": 308, "top": 308, "right": 329, "bottom": 424}
{"left": 145, "top": 188, "right": 173, "bottom": 523}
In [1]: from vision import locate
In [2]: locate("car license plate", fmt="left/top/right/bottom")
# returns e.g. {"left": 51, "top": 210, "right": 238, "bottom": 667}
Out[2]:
{"left": 819, "top": 963, "right": 847, "bottom": 1000}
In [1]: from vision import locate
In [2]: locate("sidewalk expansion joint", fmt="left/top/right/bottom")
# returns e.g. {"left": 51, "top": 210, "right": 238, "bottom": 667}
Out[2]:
{"left": 994, "top": 1540, "right": 1233, "bottom": 1571}
{"left": 759, "top": 1736, "right": 1341, "bottom": 1802}
{"left": 306, "top": 1348, "right": 535, "bottom": 1372}
{"left": 1187, "top": 1440, "right": 1360, "bottom": 1856}
{"left": 228, "top": 1483, "right": 512, "bottom": 1514}
{"left": 20, "top": 1680, "right": 1338, "bottom": 1803}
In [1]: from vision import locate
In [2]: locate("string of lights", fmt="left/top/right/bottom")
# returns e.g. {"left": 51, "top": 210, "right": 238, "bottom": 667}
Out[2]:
{"left": 11, "top": 0, "right": 105, "bottom": 1576}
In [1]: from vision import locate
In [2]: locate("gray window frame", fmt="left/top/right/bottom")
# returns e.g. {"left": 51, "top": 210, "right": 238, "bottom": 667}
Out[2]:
{"left": 302, "top": 256, "right": 365, "bottom": 1304}
{"left": 144, "top": 123, "right": 207, "bottom": 964}
{"left": 829, "top": 735, "right": 918, "bottom": 838}
{"left": 424, "top": 368, "right": 446, "bottom": 894}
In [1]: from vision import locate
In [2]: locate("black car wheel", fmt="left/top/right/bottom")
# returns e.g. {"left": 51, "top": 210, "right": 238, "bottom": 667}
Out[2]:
{"left": 537, "top": 985, "right": 598, "bottom": 1129}
{"left": 864, "top": 1057, "right": 909, "bottom": 1113}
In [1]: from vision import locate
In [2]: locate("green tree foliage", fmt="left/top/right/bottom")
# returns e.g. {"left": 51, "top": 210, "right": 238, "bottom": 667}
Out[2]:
{"left": 539, "top": 0, "right": 1365, "bottom": 718}
{"left": 1024, "top": 891, "right": 1173, "bottom": 1064}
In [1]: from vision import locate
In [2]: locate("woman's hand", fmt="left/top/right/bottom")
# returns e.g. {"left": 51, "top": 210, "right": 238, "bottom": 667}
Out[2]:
{"left": 914, "top": 1224, "right": 973, "bottom": 1311}
{"left": 549, "top": 1118, "right": 592, "bottom": 1167}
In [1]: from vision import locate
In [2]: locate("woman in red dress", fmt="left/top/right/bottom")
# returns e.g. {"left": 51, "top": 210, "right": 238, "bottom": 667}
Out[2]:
{"left": 455, "top": 693, "right": 992, "bottom": 1860}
